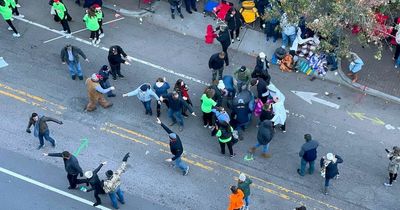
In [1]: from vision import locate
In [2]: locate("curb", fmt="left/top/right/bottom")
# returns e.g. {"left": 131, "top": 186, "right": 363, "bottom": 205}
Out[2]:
{"left": 102, "top": 2, "right": 160, "bottom": 18}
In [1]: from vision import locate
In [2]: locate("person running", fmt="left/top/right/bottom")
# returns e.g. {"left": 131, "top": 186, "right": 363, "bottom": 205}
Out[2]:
{"left": 83, "top": 7, "right": 101, "bottom": 45}
{"left": 122, "top": 83, "right": 160, "bottom": 116}
{"left": 384, "top": 146, "right": 400, "bottom": 186}
{"left": 60, "top": 44, "right": 89, "bottom": 80}
{"left": 174, "top": 79, "right": 193, "bottom": 117}
{"left": 160, "top": 91, "right": 196, "bottom": 132}
{"left": 156, "top": 117, "right": 190, "bottom": 176}
{"left": 93, "top": 4, "right": 104, "bottom": 38}
{"left": 209, "top": 52, "right": 226, "bottom": 81}
{"left": 26, "top": 113, "right": 63, "bottom": 149}
{"left": 201, "top": 88, "right": 217, "bottom": 128}
{"left": 43, "top": 151, "right": 86, "bottom": 189}
{"left": 320, "top": 153, "right": 343, "bottom": 195}
{"left": 153, "top": 77, "right": 170, "bottom": 117}
{"left": 237, "top": 173, "right": 252, "bottom": 210}
{"left": 216, "top": 121, "right": 235, "bottom": 158}
{"left": 249, "top": 120, "right": 274, "bottom": 158}
{"left": 0, "top": 0, "right": 20, "bottom": 37}
{"left": 103, "top": 153, "right": 130, "bottom": 209}
{"left": 98, "top": 65, "right": 116, "bottom": 97}
{"left": 52, "top": 0, "right": 71, "bottom": 37}
{"left": 297, "top": 134, "right": 319, "bottom": 176}
{"left": 83, "top": 161, "right": 107, "bottom": 206}
{"left": 85, "top": 73, "right": 114, "bottom": 111}
{"left": 227, "top": 186, "right": 244, "bottom": 210}
{"left": 108, "top": 45, "right": 130, "bottom": 80}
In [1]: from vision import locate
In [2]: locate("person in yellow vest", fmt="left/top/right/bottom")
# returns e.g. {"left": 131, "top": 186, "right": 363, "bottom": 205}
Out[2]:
{"left": 0, "top": 0, "right": 19, "bottom": 37}
{"left": 83, "top": 7, "right": 101, "bottom": 45}
{"left": 52, "top": 0, "right": 71, "bottom": 37}
{"left": 85, "top": 73, "right": 114, "bottom": 112}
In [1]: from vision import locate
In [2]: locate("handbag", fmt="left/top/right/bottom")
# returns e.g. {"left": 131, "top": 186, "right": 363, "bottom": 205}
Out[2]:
{"left": 320, "top": 159, "right": 331, "bottom": 178}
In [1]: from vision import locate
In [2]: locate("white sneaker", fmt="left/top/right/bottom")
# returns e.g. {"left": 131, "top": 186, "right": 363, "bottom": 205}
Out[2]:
{"left": 12, "top": 33, "right": 20, "bottom": 37}
{"left": 16, "top": 3, "right": 21, "bottom": 7}
{"left": 91, "top": 39, "right": 96, "bottom": 45}
{"left": 65, "top": 34, "right": 71, "bottom": 38}
{"left": 99, "top": 33, "right": 104, "bottom": 38}
{"left": 95, "top": 38, "right": 101, "bottom": 45}
{"left": 384, "top": 183, "right": 392, "bottom": 187}
{"left": 7, "top": 27, "right": 13, "bottom": 31}
{"left": 231, "top": 39, "right": 234, "bottom": 43}
{"left": 18, "top": 14, "right": 24, "bottom": 18}
{"left": 237, "top": 37, "right": 240, "bottom": 41}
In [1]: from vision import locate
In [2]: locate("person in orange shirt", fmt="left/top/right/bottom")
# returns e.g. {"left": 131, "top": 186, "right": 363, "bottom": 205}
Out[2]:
{"left": 227, "top": 186, "right": 244, "bottom": 210}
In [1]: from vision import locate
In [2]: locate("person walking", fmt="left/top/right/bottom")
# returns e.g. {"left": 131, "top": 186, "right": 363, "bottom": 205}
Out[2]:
{"left": 183, "top": 0, "right": 196, "bottom": 14}
{"left": 160, "top": 91, "right": 196, "bottom": 132}
{"left": 98, "top": 65, "right": 116, "bottom": 97}
{"left": 271, "top": 96, "right": 287, "bottom": 132}
{"left": 168, "top": 0, "right": 184, "bottom": 19}
{"left": 156, "top": 118, "right": 190, "bottom": 176}
{"left": 153, "top": 77, "right": 170, "bottom": 117}
{"left": 83, "top": 7, "right": 101, "bottom": 45}
{"left": 108, "top": 45, "right": 130, "bottom": 80}
{"left": 237, "top": 173, "right": 252, "bottom": 210}
{"left": 85, "top": 73, "right": 114, "bottom": 111}
{"left": 26, "top": 113, "right": 63, "bottom": 149}
{"left": 216, "top": 121, "right": 235, "bottom": 158}
{"left": 320, "top": 153, "right": 343, "bottom": 195}
{"left": 201, "top": 88, "right": 217, "bottom": 128}
{"left": 103, "top": 153, "right": 130, "bottom": 209}
{"left": 209, "top": 52, "right": 226, "bottom": 81}
{"left": 52, "top": 0, "right": 71, "bottom": 37}
{"left": 297, "top": 134, "right": 319, "bottom": 176}
{"left": 234, "top": 66, "right": 251, "bottom": 92}
{"left": 252, "top": 52, "right": 271, "bottom": 84}
{"left": 43, "top": 151, "right": 86, "bottom": 189}
{"left": 93, "top": 4, "right": 104, "bottom": 38}
{"left": 0, "top": 0, "right": 20, "bottom": 37}
{"left": 227, "top": 186, "right": 244, "bottom": 210}
{"left": 60, "top": 44, "right": 89, "bottom": 80}
{"left": 216, "top": 25, "right": 231, "bottom": 66}
{"left": 347, "top": 52, "right": 364, "bottom": 83}
{"left": 384, "top": 146, "right": 400, "bottom": 186}
{"left": 225, "top": 8, "right": 242, "bottom": 44}
{"left": 122, "top": 83, "right": 160, "bottom": 116}
{"left": 83, "top": 161, "right": 107, "bottom": 206}
{"left": 174, "top": 79, "right": 193, "bottom": 117}
{"left": 249, "top": 120, "right": 274, "bottom": 158}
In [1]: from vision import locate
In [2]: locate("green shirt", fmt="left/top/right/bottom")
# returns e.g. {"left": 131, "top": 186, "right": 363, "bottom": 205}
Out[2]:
{"left": 238, "top": 178, "right": 253, "bottom": 197}
{"left": 216, "top": 126, "right": 233, "bottom": 143}
{"left": 5, "top": 0, "right": 16, "bottom": 8}
{"left": 201, "top": 94, "right": 216, "bottom": 113}
{"left": 83, "top": 14, "right": 100, "bottom": 31}
{"left": 0, "top": 4, "right": 12, "bottom": 20}
{"left": 53, "top": 2, "right": 66, "bottom": 20}
{"left": 96, "top": 10, "right": 103, "bottom": 20}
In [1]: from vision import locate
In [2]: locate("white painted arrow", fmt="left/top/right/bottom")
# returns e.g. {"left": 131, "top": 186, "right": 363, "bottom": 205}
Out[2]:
{"left": 291, "top": 91, "right": 340, "bottom": 109}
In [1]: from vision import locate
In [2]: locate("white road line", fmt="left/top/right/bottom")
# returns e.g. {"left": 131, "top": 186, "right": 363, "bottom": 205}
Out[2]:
{"left": 15, "top": 17, "right": 211, "bottom": 86}
{"left": 0, "top": 167, "right": 111, "bottom": 210}
{"left": 43, "top": 17, "right": 125, "bottom": 44}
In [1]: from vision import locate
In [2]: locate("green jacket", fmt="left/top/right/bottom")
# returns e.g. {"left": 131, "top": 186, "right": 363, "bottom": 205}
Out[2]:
{"left": 0, "top": 3, "right": 12, "bottom": 20}
{"left": 83, "top": 14, "right": 99, "bottom": 31}
{"left": 234, "top": 67, "right": 252, "bottom": 84}
{"left": 238, "top": 178, "right": 252, "bottom": 197}
{"left": 53, "top": 2, "right": 66, "bottom": 20}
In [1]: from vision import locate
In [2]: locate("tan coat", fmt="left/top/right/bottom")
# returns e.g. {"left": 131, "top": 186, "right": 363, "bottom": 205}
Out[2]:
{"left": 85, "top": 78, "right": 112, "bottom": 111}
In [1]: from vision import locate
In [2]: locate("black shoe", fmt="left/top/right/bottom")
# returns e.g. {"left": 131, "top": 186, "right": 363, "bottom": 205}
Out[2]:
{"left": 149, "top": 112, "right": 153, "bottom": 116}
{"left": 169, "top": 122, "right": 177, "bottom": 126}
{"left": 93, "top": 202, "right": 101, "bottom": 207}
{"left": 179, "top": 13, "right": 184, "bottom": 19}
{"left": 78, "top": 76, "right": 83, "bottom": 80}
{"left": 71, "top": 75, "right": 76, "bottom": 80}
{"left": 37, "top": 145, "right": 43, "bottom": 150}
{"left": 171, "top": 14, "right": 175, "bottom": 19}
{"left": 118, "top": 74, "right": 124, "bottom": 78}
{"left": 297, "top": 169, "right": 304, "bottom": 176}
{"left": 108, "top": 94, "right": 116, "bottom": 97}
{"left": 193, "top": 8, "right": 197, "bottom": 12}
{"left": 113, "top": 77, "right": 117, "bottom": 80}
{"left": 187, "top": 10, "right": 192, "bottom": 14}
{"left": 145, "top": 111, "right": 149, "bottom": 115}
{"left": 68, "top": 186, "right": 76, "bottom": 189}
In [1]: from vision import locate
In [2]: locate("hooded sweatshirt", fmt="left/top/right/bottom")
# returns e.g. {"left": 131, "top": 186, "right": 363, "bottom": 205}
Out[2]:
{"left": 126, "top": 84, "right": 160, "bottom": 102}
{"left": 257, "top": 120, "right": 274, "bottom": 145}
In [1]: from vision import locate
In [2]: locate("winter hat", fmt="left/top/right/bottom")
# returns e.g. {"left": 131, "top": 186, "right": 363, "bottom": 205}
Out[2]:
{"left": 106, "top": 170, "right": 113, "bottom": 178}
{"left": 140, "top": 84, "right": 149, "bottom": 91}
{"left": 84, "top": 171, "right": 93, "bottom": 179}
{"left": 93, "top": 4, "right": 101, "bottom": 9}
{"left": 304, "top": 134, "right": 312, "bottom": 141}
{"left": 169, "top": 133, "right": 177, "bottom": 139}
{"left": 326, "top": 153, "right": 334, "bottom": 161}
{"left": 239, "top": 173, "right": 246, "bottom": 182}
{"left": 101, "top": 65, "right": 108, "bottom": 71}
{"left": 240, "top": 66, "right": 246, "bottom": 72}
{"left": 91, "top": 73, "right": 99, "bottom": 81}
{"left": 259, "top": 52, "right": 266, "bottom": 59}
{"left": 53, "top": 0, "right": 60, "bottom": 2}
{"left": 217, "top": 80, "right": 225, "bottom": 90}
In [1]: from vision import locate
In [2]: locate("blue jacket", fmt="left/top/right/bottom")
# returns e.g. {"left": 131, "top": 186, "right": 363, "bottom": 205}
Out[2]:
{"left": 299, "top": 140, "right": 319, "bottom": 161}
{"left": 126, "top": 84, "right": 159, "bottom": 102}
{"left": 153, "top": 82, "right": 170, "bottom": 97}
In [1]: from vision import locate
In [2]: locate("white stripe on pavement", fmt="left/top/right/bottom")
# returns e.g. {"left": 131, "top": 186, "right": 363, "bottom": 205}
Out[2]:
{"left": 15, "top": 16, "right": 210, "bottom": 86}
{"left": 0, "top": 167, "right": 111, "bottom": 210}
{"left": 43, "top": 17, "right": 125, "bottom": 44}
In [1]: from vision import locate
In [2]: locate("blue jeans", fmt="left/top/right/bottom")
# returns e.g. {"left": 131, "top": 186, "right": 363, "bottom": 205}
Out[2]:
{"left": 168, "top": 109, "right": 184, "bottom": 126}
{"left": 38, "top": 130, "right": 55, "bottom": 147}
{"left": 281, "top": 33, "right": 296, "bottom": 48}
{"left": 244, "top": 196, "right": 249, "bottom": 207}
{"left": 174, "top": 157, "right": 188, "bottom": 172}
{"left": 254, "top": 143, "right": 269, "bottom": 153}
{"left": 142, "top": 100, "right": 152, "bottom": 114}
{"left": 396, "top": 56, "right": 400, "bottom": 67}
{"left": 108, "top": 187, "right": 125, "bottom": 209}
{"left": 325, "top": 177, "right": 330, "bottom": 187}
{"left": 299, "top": 158, "right": 315, "bottom": 176}
{"left": 67, "top": 61, "right": 82, "bottom": 76}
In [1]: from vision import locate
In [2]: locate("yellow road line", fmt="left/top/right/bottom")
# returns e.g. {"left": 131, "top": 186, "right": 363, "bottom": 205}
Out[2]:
{"left": 159, "top": 149, "right": 213, "bottom": 171}
{"left": 100, "top": 128, "right": 148, "bottom": 146}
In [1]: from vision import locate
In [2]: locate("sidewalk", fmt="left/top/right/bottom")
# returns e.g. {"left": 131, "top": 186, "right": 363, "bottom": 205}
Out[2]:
{"left": 103, "top": 0, "right": 400, "bottom": 104}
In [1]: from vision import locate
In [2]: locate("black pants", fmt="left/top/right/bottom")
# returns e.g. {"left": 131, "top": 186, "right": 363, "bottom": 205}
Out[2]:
{"left": 394, "top": 45, "right": 400, "bottom": 60}
{"left": 389, "top": 173, "right": 398, "bottom": 184}
{"left": 273, "top": 122, "right": 286, "bottom": 131}
{"left": 156, "top": 99, "right": 169, "bottom": 117}
{"left": 5, "top": 20, "right": 18, "bottom": 33}
{"left": 67, "top": 174, "right": 87, "bottom": 189}
{"left": 203, "top": 112, "right": 213, "bottom": 126}
{"left": 230, "top": 28, "right": 240, "bottom": 39}
{"left": 219, "top": 141, "right": 233, "bottom": 155}
{"left": 11, "top": 6, "right": 19, "bottom": 16}
{"left": 110, "top": 64, "right": 122, "bottom": 79}
{"left": 98, "top": 20, "right": 103, "bottom": 34}
{"left": 184, "top": 0, "right": 196, "bottom": 12}
{"left": 222, "top": 44, "right": 229, "bottom": 66}
{"left": 170, "top": 4, "right": 182, "bottom": 14}
{"left": 60, "top": 18, "right": 71, "bottom": 33}
{"left": 93, "top": 187, "right": 106, "bottom": 204}
{"left": 90, "top": 30, "right": 99, "bottom": 40}
{"left": 182, "top": 98, "right": 192, "bottom": 115}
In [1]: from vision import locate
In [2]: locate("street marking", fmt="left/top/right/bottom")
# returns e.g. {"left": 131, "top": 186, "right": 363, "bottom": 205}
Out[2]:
{"left": 73, "top": 138, "right": 89, "bottom": 156}
{"left": 291, "top": 91, "right": 340, "bottom": 109}
{"left": 347, "top": 111, "right": 385, "bottom": 126}
{"left": 100, "top": 127, "right": 148, "bottom": 145}
{"left": 385, "top": 124, "right": 396, "bottom": 130}
{"left": 347, "top": 131, "right": 356, "bottom": 135}
{"left": 0, "top": 57, "right": 8, "bottom": 68}
{"left": 0, "top": 167, "right": 111, "bottom": 210}
{"left": 243, "top": 153, "right": 254, "bottom": 161}
{"left": 43, "top": 17, "right": 125, "bottom": 43}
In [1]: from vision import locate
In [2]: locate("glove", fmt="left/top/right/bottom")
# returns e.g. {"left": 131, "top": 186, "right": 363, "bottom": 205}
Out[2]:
{"left": 122, "top": 152, "right": 130, "bottom": 162}
{"left": 26, "top": 129, "right": 31, "bottom": 133}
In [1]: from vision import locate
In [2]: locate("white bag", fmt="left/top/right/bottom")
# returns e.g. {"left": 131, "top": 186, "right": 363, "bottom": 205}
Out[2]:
{"left": 50, "top": 7, "right": 56, "bottom": 15}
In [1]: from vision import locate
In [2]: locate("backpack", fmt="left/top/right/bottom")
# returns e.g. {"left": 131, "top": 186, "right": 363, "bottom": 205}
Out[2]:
{"left": 220, "top": 126, "right": 232, "bottom": 140}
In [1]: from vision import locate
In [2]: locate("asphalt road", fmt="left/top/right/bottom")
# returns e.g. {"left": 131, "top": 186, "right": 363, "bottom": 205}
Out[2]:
{"left": 0, "top": 1, "right": 399, "bottom": 210}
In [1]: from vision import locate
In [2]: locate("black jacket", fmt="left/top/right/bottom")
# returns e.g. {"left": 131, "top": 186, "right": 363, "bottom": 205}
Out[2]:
{"left": 161, "top": 123, "right": 183, "bottom": 161}
{"left": 27, "top": 116, "right": 62, "bottom": 135}
{"left": 210, "top": 84, "right": 223, "bottom": 106}
{"left": 162, "top": 93, "right": 193, "bottom": 113}
{"left": 256, "top": 78, "right": 270, "bottom": 103}
{"left": 208, "top": 53, "right": 225, "bottom": 70}
{"left": 108, "top": 45, "right": 127, "bottom": 66}
{"left": 60, "top": 46, "right": 87, "bottom": 64}
{"left": 98, "top": 69, "right": 110, "bottom": 88}
{"left": 87, "top": 163, "right": 105, "bottom": 192}
{"left": 252, "top": 57, "right": 271, "bottom": 84}
{"left": 225, "top": 10, "right": 243, "bottom": 31}
{"left": 216, "top": 29, "right": 231, "bottom": 48}
{"left": 320, "top": 155, "right": 343, "bottom": 179}
{"left": 48, "top": 153, "right": 83, "bottom": 176}
{"left": 257, "top": 120, "right": 274, "bottom": 145}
